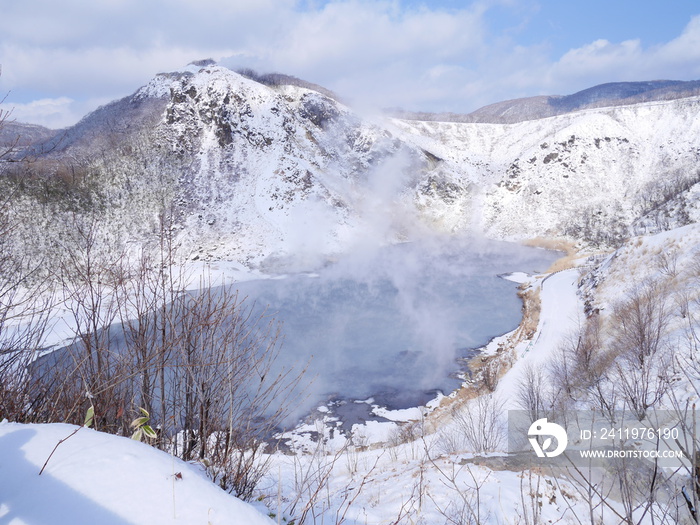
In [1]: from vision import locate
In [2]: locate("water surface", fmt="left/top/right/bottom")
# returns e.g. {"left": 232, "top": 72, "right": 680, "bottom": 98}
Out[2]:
{"left": 234, "top": 238, "right": 558, "bottom": 416}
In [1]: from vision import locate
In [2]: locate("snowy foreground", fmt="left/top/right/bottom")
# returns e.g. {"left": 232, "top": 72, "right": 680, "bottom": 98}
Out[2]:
{"left": 0, "top": 418, "right": 576, "bottom": 525}
{"left": 0, "top": 422, "right": 274, "bottom": 525}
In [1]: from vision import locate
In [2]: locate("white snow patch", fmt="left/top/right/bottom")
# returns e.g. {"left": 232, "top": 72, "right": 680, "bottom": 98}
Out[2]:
{"left": 371, "top": 405, "right": 423, "bottom": 422}
{"left": 0, "top": 422, "right": 273, "bottom": 525}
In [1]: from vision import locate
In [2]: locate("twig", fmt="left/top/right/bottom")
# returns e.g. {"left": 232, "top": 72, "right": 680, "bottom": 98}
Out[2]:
{"left": 39, "top": 426, "right": 82, "bottom": 475}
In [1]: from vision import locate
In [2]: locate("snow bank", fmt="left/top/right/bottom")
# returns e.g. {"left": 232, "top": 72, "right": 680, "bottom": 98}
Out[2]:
{"left": 0, "top": 422, "right": 273, "bottom": 525}
{"left": 496, "top": 267, "right": 584, "bottom": 408}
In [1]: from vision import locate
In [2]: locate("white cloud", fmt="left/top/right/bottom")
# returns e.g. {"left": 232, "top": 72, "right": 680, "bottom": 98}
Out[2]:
{"left": 546, "top": 15, "right": 700, "bottom": 92}
{"left": 651, "top": 15, "right": 700, "bottom": 76}
{"left": 0, "top": 43, "right": 230, "bottom": 120}
{"left": 5, "top": 97, "right": 86, "bottom": 130}
{"left": 1, "top": 1, "right": 700, "bottom": 127}
{"left": 224, "top": 1, "right": 494, "bottom": 111}
{"left": 554, "top": 39, "right": 644, "bottom": 81}
{"left": 273, "top": 1, "right": 485, "bottom": 68}
{"left": 0, "top": 0, "right": 294, "bottom": 49}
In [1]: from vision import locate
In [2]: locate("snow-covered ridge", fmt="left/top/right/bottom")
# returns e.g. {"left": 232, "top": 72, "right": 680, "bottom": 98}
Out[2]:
{"left": 152, "top": 65, "right": 449, "bottom": 268}
{"left": 7, "top": 62, "right": 700, "bottom": 269}
{"left": 393, "top": 95, "right": 700, "bottom": 245}
{"left": 394, "top": 79, "right": 700, "bottom": 124}
{"left": 150, "top": 65, "right": 700, "bottom": 267}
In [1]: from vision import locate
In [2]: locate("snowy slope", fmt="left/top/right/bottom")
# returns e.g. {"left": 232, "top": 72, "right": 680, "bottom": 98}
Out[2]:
{"left": 495, "top": 268, "right": 584, "bottom": 409}
{"left": 161, "top": 66, "right": 700, "bottom": 263}
{"left": 158, "top": 65, "right": 466, "bottom": 270}
{"left": 0, "top": 421, "right": 274, "bottom": 525}
{"left": 394, "top": 96, "right": 700, "bottom": 244}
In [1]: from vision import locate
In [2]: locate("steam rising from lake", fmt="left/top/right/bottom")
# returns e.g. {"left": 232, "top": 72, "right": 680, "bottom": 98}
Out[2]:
{"left": 234, "top": 237, "right": 558, "bottom": 417}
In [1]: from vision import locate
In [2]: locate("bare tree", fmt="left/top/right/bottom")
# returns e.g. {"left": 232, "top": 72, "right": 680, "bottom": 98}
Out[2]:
{"left": 53, "top": 213, "right": 126, "bottom": 432}
{"left": 0, "top": 188, "right": 53, "bottom": 421}
{"left": 0, "top": 75, "right": 18, "bottom": 160}
{"left": 518, "top": 363, "right": 548, "bottom": 422}
{"left": 445, "top": 393, "right": 505, "bottom": 454}
{"left": 15, "top": 195, "right": 307, "bottom": 500}
{"left": 548, "top": 317, "right": 618, "bottom": 421}
{"left": 424, "top": 454, "right": 491, "bottom": 525}
{"left": 0, "top": 90, "right": 56, "bottom": 421}
{"left": 610, "top": 280, "right": 672, "bottom": 420}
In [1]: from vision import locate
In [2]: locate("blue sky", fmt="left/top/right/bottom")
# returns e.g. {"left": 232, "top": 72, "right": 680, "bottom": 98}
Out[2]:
{"left": 487, "top": 1, "right": 699, "bottom": 52}
{"left": 1, "top": 0, "right": 699, "bottom": 128}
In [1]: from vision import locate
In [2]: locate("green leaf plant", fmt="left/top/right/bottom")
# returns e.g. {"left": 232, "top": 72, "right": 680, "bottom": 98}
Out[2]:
{"left": 130, "top": 407, "right": 157, "bottom": 442}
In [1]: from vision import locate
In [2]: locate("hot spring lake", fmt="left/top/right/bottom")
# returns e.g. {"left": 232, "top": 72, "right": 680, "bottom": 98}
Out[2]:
{"left": 232, "top": 238, "right": 559, "bottom": 419}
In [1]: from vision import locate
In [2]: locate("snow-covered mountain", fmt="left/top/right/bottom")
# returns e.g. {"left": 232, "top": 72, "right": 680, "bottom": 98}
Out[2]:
{"left": 0, "top": 121, "right": 56, "bottom": 149}
{"left": 394, "top": 79, "right": 700, "bottom": 123}
{"left": 394, "top": 97, "right": 700, "bottom": 245}
{"left": 7, "top": 63, "right": 699, "bottom": 272}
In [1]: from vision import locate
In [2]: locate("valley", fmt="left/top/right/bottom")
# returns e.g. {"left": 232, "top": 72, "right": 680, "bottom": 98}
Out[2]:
{"left": 2, "top": 62, "right": 700, "bottom": 524}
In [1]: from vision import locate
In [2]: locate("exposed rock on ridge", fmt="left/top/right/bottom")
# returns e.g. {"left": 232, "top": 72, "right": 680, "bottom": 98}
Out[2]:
{"left": 5, "top": 64, "right": 700, "bottom": 272}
